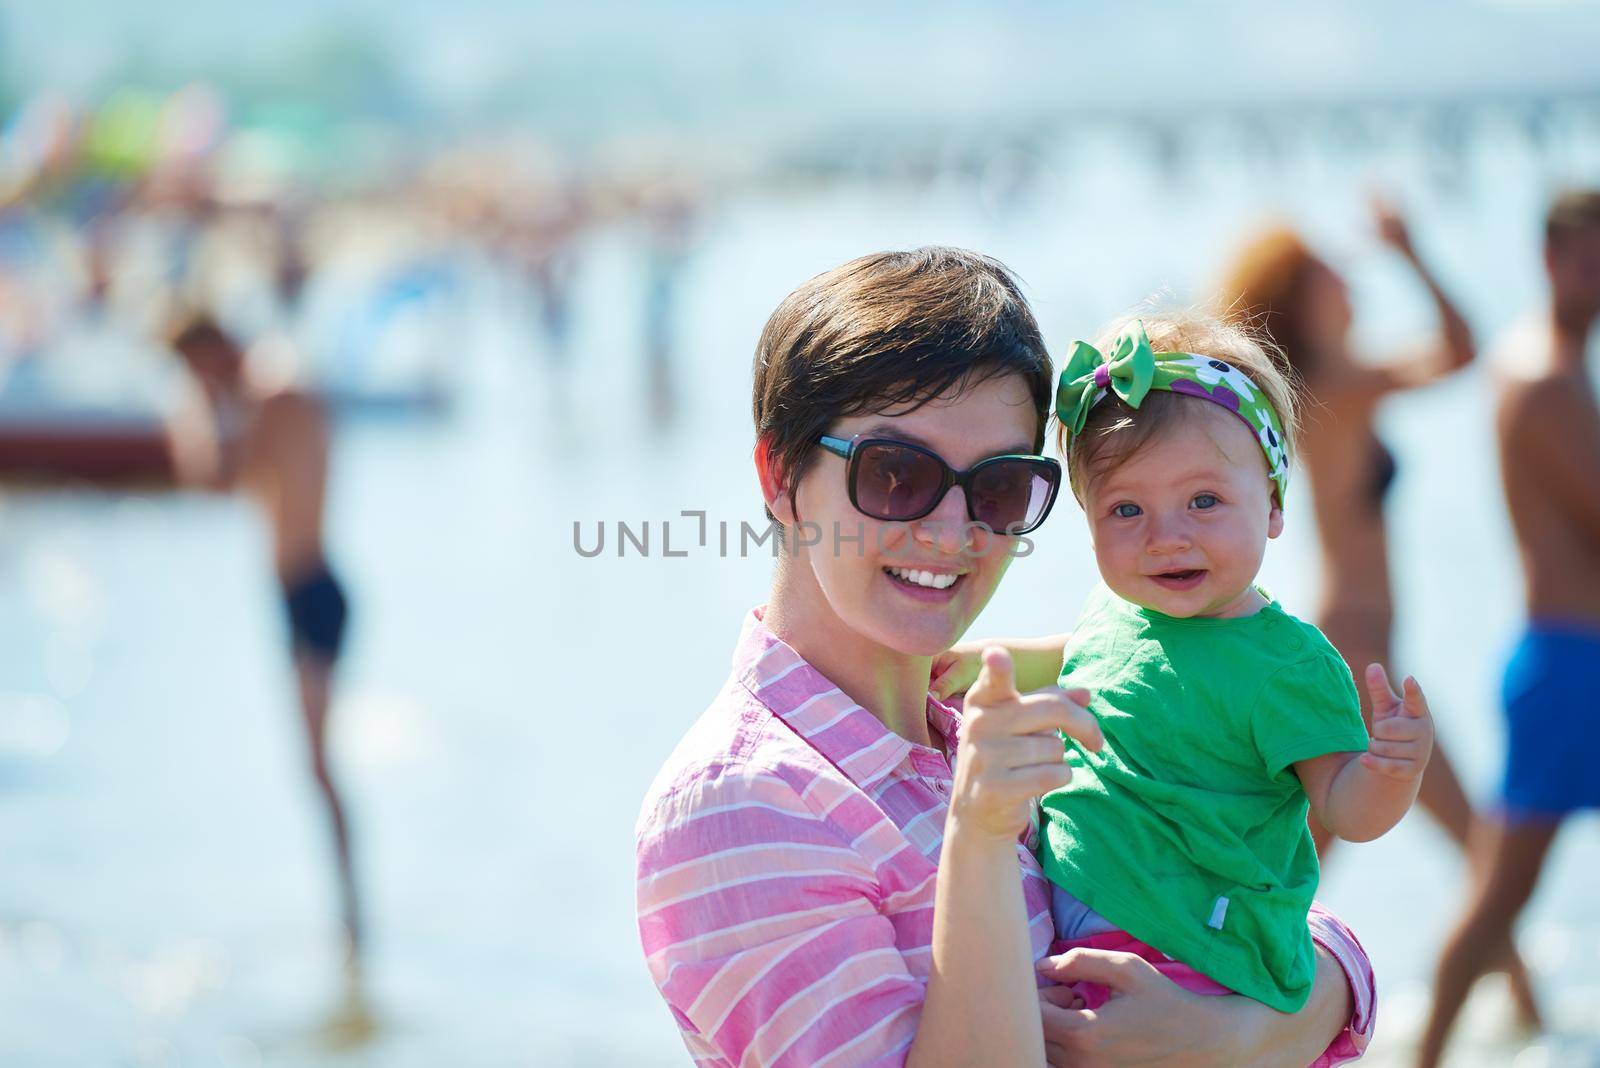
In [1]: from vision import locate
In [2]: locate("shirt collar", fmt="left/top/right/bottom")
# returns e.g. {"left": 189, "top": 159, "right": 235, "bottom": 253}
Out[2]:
{"left": 733, "top": 605, "right": 959, "bottom": 792}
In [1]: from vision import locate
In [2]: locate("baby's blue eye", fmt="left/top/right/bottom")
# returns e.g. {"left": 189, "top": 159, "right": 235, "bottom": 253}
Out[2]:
{"left": 1114, "top": 503, "right": 1142, "bottom": 519}
{"left": 1193, "top": 494, "right": 1218, "bottom": 510}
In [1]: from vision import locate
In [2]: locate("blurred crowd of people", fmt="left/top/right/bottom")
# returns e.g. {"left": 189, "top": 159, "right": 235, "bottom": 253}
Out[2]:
{"left": 0, "top": 84, "right": 703, "bottom": 435}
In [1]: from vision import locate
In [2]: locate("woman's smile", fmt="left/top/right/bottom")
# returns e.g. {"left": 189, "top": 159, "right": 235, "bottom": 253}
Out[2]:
{"left": 883, "top": 564, "right": 967, "bottom": 599}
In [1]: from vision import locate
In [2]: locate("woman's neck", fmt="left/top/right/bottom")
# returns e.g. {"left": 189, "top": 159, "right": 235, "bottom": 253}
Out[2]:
{"left": 763, "top": 572, "right": 935, "bottom": 749}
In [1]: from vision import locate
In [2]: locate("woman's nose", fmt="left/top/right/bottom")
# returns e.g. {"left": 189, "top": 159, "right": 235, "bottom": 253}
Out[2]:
{"left": 913, "top": 485, "right": 973, "bottom": 554}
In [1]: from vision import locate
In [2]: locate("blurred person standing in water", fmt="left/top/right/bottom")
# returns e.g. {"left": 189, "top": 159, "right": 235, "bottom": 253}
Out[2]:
{"left": 1417, "top": 190, "right": 1600, "bottom": 1068}
{"left": 640, "top": 182, "right": 696, "bottom": 423}
{"left": 163, "top": 310, "right": 373, "bottom": 1044}
{"left": 1216, "top": 199, "right": 1542, "bottom": 1024}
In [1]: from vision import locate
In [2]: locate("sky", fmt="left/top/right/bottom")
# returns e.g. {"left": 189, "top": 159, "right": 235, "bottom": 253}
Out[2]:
{"left": 2, "top": 1, "right": 1598, "bottom": 137}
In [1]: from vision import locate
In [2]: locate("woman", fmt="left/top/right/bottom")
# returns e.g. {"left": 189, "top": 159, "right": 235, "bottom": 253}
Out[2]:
{"left": 636, "top": 248, "right": 1375, "bottom": 1066}
{"left": 1216, "top": 203, "right": 1540, "bottom": 1026}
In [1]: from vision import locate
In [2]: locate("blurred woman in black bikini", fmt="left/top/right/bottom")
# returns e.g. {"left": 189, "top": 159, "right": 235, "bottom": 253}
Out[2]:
{"left": 1216, "top": 199, "right": 1542, "bottom": 1027}
{"left": 164, "top": 311, "right": 371, "bottom": 1041}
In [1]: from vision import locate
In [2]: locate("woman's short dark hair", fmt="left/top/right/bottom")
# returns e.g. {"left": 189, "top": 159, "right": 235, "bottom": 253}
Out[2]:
{"left": 751, "top": 247, "right": 1052, "bottom": 524}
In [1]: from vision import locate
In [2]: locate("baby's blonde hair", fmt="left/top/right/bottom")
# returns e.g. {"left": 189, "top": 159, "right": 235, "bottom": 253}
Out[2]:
{"left": 1058, "top": 309, "right": 1300, "bottom": 504}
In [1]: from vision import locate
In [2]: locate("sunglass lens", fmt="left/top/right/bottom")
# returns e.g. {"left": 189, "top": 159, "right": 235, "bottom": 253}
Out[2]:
{"left": 969, "top": 460, "right": 1058, "bottom": 533}
{"left": 854, "top": 443, "right": 946, "bottom": 521}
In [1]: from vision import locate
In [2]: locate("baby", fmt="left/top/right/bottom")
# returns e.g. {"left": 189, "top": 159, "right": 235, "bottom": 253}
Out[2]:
{"left": 935, "top": 313, "right": 1434, "bottom": 1012}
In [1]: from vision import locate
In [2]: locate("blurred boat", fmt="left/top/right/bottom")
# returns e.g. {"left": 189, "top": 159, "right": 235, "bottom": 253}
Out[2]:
{"left": 0, "top": 323, "right": 177, "bottom": 484}
{"left": 0, "top": 408, "right": 172, "bottom": 483}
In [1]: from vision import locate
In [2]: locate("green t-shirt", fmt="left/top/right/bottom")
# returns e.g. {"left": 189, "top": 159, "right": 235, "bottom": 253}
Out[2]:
{"left": 1039, "top": 583, "right": 1368, "bottom": 1013}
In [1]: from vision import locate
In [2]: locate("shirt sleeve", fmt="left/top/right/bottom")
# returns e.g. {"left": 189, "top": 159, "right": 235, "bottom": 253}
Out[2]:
{"left": 1305, "top": 902, "right": 1377, "bottom": 1066}
{"left": 636, "top": 765, "right": 925, "bottom": 1067}
{"left": 1251, "top": 652, "right": 1371, "bottom": 778}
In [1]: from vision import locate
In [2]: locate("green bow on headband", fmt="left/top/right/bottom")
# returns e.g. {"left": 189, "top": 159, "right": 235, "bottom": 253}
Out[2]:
{"left": 1056, "top": 328, "right": 1157, "bottom": 438}
{"left": 1054, "top": 320, "right": 1291, "bottom": 504}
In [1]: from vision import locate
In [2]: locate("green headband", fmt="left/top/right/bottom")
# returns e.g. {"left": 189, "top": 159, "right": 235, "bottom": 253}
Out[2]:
{"left": 1055, "top": 320, "right": 1290, "bottom": 504}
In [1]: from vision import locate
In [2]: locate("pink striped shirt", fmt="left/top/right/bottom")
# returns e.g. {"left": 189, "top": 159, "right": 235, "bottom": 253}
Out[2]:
{"left": 636, "top": 607, "right": 1375, "bottom": 1066}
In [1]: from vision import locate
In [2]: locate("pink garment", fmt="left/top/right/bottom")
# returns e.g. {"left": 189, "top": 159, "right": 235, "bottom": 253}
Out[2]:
{"left": 1048, "top": 929, "right": 1234, "bottom": 1007}
{"left": 1049, "top": 920, "right": 1373, "bottom": 1068}
{"left": 635, "top": 606, "right": 1375, "bottom": 1066}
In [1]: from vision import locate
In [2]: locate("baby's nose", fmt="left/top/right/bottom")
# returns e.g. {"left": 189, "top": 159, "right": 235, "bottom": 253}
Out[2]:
{"left": 1144, "top": 516, "right": 1193, "bottom": 552}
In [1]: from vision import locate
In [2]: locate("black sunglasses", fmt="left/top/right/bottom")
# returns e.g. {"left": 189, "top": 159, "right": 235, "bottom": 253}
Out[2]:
{"left": 817, "top": 434, "right": 1062, "bottom": 535}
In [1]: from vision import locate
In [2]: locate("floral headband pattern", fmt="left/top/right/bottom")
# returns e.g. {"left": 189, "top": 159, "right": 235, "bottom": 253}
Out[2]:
{"left": 1055, "top": 320, "right": 1290, "bottom": 504}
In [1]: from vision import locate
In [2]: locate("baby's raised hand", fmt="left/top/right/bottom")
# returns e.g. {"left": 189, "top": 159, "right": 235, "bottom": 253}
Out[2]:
{"left": 1359, "top": 663, "right": 1434, "bottom": 781}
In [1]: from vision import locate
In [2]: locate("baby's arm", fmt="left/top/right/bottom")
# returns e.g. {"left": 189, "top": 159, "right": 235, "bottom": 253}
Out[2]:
{"left": 930, "top": 633, "right": 1071, "bottom": 699}
{"left": 1295, "top": 664, "right": 1434, "bottom": 843}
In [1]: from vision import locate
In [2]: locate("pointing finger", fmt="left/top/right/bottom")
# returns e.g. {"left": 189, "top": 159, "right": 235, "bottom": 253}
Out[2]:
{"left": 967, "top": 646, "right": 1020, "bottom": 706}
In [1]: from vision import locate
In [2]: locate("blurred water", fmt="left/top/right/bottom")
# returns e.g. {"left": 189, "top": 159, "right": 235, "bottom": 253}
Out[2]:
{"left": 4, "top": 121, "right": 1600, "bottom": 1066}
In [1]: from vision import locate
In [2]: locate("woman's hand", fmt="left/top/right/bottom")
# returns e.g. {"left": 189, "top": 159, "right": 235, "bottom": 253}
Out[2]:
{"left": 1368, "top": 191, "right": 1476, "bottom": 385}
{"left": 1038, "top": 943, "right": 1354, "bottom": 1067}
{"left": 912, "top": 649, "right": 1099, "bottom": 1067}
{"left": 950, "top": 648, "right": 1100, "bottom": 842}
{"left": 1371, "top": 194, "right": 1417, "bottom": 260}
{"left": 1038, "top": 949, "right": 1258, "bottom": 1067}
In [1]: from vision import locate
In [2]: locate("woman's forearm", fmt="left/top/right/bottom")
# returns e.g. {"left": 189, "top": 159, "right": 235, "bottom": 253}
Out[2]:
{"left": 1233, "top": 945, "right": 1352, "bottom": 1068}
{"left": 908, "top": 820, "right": 1044, "bottom": 1067}
{"left": 1409, "top": 251, "right": 1475, "bottom": 372}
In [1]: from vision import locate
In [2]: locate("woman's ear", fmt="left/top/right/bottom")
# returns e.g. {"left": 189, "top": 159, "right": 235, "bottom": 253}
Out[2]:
{"left": 754, "top": 436, "right": 798, "bottom": 525}
{"left": 1267, "top": 502, "right": 1285, "bottom": 540}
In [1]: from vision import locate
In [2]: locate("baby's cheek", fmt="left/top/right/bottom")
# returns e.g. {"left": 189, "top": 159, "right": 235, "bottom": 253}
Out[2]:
{"left": 1091, "top": 537, "right": 1131, "bottom": 582}
{"left": 1098, "top": 554, "right": 1146, "bottom": 604}
{"left": 1223, "top": 518, "right": 1271, "bottom": 569}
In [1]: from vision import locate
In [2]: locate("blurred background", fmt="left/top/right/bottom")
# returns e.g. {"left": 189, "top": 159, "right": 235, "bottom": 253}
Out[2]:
{"left": 2, "top": 2, "right": 1598, "bottom": 1065}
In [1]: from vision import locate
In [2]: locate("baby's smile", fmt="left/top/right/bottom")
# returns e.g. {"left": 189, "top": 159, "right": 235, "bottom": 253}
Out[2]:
{"left": 1147, "top": 568, "right": 1207, "bottom": 592}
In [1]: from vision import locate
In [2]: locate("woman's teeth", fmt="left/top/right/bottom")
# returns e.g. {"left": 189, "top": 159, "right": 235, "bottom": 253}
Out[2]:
{"left": 886, "top": 567, "right": 959, "bottom": 590}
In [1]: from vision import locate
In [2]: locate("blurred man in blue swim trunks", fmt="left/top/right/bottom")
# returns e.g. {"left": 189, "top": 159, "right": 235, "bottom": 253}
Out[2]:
{"left": 1418, "top": 190, "right": 1600, "bottom": 1068}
